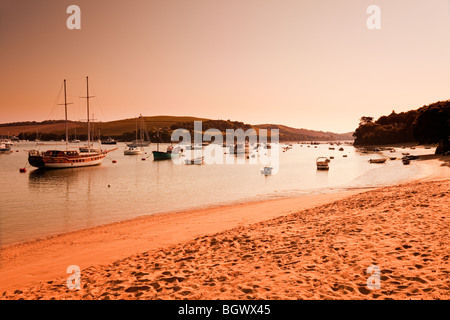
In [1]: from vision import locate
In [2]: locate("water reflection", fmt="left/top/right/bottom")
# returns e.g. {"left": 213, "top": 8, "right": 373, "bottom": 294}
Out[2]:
{"left": 28, "top": 167, "right": 80, "bottom": 184}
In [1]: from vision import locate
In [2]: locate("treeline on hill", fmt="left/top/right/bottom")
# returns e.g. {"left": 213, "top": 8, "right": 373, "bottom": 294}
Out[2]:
{"left": 169, "top": 120, "right": 253, "bottom": 132}
{"left": 16, "top": 120, "right": 254, "bottom": 143}
{"left": 353, "top": 100, "right": 450, "bottom": 154}
{"left": 1, "top": 120, "right": 69, "bottom": 127}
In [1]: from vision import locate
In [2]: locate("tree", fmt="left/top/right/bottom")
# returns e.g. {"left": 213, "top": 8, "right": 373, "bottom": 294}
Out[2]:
{"left": 412, "top": 101, "right": 450, "bottom": 154}
{"left": 359, "top": 116, "right": 374, "bottom": 126}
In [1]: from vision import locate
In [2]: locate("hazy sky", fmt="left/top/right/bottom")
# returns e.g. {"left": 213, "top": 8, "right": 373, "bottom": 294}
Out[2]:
{"left": 1, "top": 0, "right": 450, "bottom": 132}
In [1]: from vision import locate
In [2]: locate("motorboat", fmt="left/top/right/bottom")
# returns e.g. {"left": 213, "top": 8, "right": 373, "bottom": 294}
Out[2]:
{"left": 316, "top": 157, "right": 330, "bottom": 170}
{"left": 124, "top": 146, "right": 144, "bottom": 155}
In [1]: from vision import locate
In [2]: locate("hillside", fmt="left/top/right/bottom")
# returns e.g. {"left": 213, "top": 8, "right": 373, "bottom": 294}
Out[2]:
{"left": 254, "top": 124, "right": 353, "bottom": 141}
{"left": 353, "top": 100, "right": 449, "bottom": 154}
{"left": 0, "top": 116, "right": 354, "bottom": 142}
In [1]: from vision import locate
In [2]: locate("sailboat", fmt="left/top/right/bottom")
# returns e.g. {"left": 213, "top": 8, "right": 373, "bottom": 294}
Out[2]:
{"left": 124, "top": 115, "right": 147, "bottom": 155}
{"left": 28, "top": 77, "right": 117, "bottom": 169}
{"left": 152, "top": 128, "right": 181, "bottom": 160}
{"left": 126, "top": 115, "right": 150, "bottom": 147}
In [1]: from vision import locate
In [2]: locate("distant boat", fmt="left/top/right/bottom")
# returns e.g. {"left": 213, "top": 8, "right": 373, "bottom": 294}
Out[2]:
{"left": 0, "top": 141, "right": 13, "bottom": 154}
{"left": 402, "top": 158, "right": 411, "bottom": 165}
{"left": 124, "top": 115, "right": 150, "bottom": 155}
{"left": 126, "top": 140, "right": 150, "bottom": 147}
{"left": 28, "top": 77, "right": 116, "bottom": 169}
{"left": 102, "top": 137, "right": 117, "bottom": 145}
{"left": 185, "top": 156, "right": 204, "bottom": 165}
{"left": 369, "top": 158, "right": 387, "bottom": 164}
{"left": 126, "top": 115, "right": 151, "bottom": 147}
{"left": 389, "top": 157, "right": 397, "bottom": 160}
{"left": 329, "top": 147, "right": 335, "bottom": 150}
{"left": 152, "top": 129, "right": 181, "bottom": 160}
{"left": 343, "top": 154, "right": 348, "bottom": 157}
{"left": 124, "top": 146, "right": 144, "bottom": 155}
{"left": 229, "top": 143, "right": 248, "bottom": 154}
{"left": 153, "top": 146, "right": 181, "bottom": 160}
{"left": 339, "top": 147, "right": 344, "bottom": 151}
{"left": 316, "top": 157, "right": 330, "bottom": 170}
{"left": 71, "top": 139, "right": 81, "bottom": 143}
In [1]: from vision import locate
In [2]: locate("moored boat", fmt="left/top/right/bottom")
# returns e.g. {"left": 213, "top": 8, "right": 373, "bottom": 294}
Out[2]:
{"left": 185, "top": 156, "right": 204, "bottom": 165}
{"left": 101, "top": 137, "right": 117, "bottom": 145}
{"left": 28, "top": 149, "right": 108, "bottom": 168}
{"left": 261, "top": 167, "right": 273, "bottom": 175}
{"left": 28, "top": 77, "right": 116, "bottom": 169}
{"left": 316, "top": 157, "right": 329, "bottom": 170}
{"left": 0, "top": 141, "right": 13, "bottom": 154}
{"left": 153, "top": 146, "right": 181, "bottom": 160}
{"left": 152, "top": 129, "right": 181, "bottom": 160}
{"left": 124, "top": 146, "right": 144, "bottom": 155}
{"left": 369, "top": 158, "right": 387, "bottom": 164}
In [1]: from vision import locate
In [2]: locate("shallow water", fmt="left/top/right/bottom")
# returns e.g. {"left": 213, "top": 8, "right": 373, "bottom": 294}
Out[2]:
{"left": 0, "top": 142, "right": 431, "bottom": 246}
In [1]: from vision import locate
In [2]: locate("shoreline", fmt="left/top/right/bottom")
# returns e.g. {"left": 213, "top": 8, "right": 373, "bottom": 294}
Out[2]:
{"left": 2, "top": 153, "right": 445, "bottom": 249}
{"left": 0, "top": 156, "right": 448, "bottom": 296}
{"left": 0, "top": 189, "right": 367, "bottom": 292}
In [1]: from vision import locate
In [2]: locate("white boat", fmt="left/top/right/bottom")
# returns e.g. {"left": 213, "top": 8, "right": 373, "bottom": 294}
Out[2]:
{"left": 124, "top": 146, "right": 144, "bottom": 155}
{"left": 0, "top": 142, "right": 13, "bottom": 154}
{"left": 126, "top": 115, "right": 151, "bottom": 147}
{"left": 28, "top": 77, "right": 116, "bottom": 169}
{"left": 316, "top": 157, "right": 330, "bottom": 170}
{"left": 261, "top": 167, "right": 273, "bottom": 175}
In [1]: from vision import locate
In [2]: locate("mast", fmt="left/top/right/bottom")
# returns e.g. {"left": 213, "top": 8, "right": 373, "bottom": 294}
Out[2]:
{"left": 64, "top": 80, "right": 69, "bottom": 148}
{"left": 92, "top": 113, "right": 95, "bottom": 142}
{"left": 135, "top": 116, "right": 138, "bottom": 142}
{"left": 139, "top": 114, "right": 144, "bottom": 143}
{"left": 81, "top": 76, "right": 95, "bottom": 152}
{"left": 87, "top": 77, "right": 90, "bottom": 151}
{"left": 58, "top": 79, "right": 72, "bottom": 149}
{"left": 157, "top": 128, "right": 160, "bottom": 152}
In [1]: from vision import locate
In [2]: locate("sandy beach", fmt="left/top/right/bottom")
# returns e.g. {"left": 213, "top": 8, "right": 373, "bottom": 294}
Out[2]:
{"left": 1, "top": 156, "right": 449, "bottom": 300}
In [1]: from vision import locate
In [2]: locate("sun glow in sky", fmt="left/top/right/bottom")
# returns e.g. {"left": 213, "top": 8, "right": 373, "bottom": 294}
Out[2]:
{"left": 1, "top": 0, "right": 450, "bottom": 133}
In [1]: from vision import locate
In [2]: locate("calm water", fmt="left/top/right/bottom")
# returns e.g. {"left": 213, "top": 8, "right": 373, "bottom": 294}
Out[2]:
{"left": 0, "top": 142, "right": 431, "bottom": 246}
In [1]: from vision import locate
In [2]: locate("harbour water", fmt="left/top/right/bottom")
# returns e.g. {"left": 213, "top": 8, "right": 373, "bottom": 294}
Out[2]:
{"left": 0, "top": 142, "right": 432, "bottom": 246}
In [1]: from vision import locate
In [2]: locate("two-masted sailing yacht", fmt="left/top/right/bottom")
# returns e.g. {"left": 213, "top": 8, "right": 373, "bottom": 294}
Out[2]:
{"left": 28, "top": 77, "right": 116, "bottom": 169}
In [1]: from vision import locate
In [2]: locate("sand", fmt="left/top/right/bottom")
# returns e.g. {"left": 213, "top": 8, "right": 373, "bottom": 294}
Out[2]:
{"left": 1, "top": 157, "right": 449, "bottom": 299}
